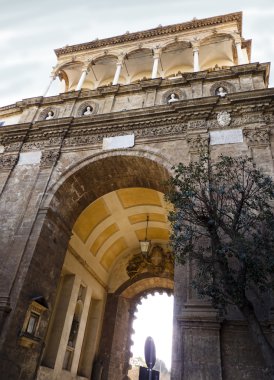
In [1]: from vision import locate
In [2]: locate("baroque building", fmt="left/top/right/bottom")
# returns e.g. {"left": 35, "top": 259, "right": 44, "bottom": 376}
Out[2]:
{"left": 0, "top": 11, "right": 273, "bottom": 380}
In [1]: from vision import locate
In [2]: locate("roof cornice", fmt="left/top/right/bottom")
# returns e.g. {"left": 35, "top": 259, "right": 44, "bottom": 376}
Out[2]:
{"left": 55, "top": 12, "right": 242, "bottom": 57}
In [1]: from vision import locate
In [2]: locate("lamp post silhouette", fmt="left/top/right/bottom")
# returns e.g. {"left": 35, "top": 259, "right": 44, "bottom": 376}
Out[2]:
{"left": 145, "top": 336, "right": 156, "bottom": 379}
{"left": 139, "top": 337, "right": 159, "bottom": 379}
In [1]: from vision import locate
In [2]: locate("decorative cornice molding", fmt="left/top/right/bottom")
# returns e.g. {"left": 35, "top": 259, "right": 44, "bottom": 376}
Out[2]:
{"left": 0, "top": 63, "right": 270, "bottom": 115}
{"left": 0, "top": 126, "right": 29, "bottom": 152}
{"left": 63, "top": 122, "right": 187, "bottom": 147}
{"left": 22, "top": 128, "right": 66, "bottom": 152}
{"left": 55, "top": 12, "right": 242, "bottom": 57}
{"left": 4, "top": 107, "right": 273, "bottom": 153}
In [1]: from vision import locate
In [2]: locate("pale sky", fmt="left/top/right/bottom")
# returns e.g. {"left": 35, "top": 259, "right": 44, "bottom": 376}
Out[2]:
{"left": 1, "top": 1, "right": 274, "bottom": 107}
{"left": 131, "top": 293, "right": 174, "bottom": 370}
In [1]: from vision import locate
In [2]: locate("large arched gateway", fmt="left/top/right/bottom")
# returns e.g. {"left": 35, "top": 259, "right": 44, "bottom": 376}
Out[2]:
{"left": 36, "top": 152, "right": 173, "bottom": 380}
{"left": 1, "top": 12, "right": 274, "bottom": 380}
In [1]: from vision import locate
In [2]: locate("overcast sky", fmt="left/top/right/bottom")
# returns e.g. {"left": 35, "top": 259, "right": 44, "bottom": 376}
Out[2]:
{"left": 131, "top": 293, "right": 173, "bottom": 370}
{"left": 1, "top": 0, "right": 274, "bottom": 107}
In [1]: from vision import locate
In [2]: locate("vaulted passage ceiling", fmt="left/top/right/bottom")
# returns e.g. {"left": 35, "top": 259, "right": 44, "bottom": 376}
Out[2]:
{"left": 71, "top": 187, "right": 170, "bottom": 274}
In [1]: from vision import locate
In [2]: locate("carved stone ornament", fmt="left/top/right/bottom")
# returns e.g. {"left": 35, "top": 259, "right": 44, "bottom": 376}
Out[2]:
{"left": 3, "top": 142, "right": 22, "bottom": 153}
{"left": 76, "top": 101, "right": 99, "bottom": 117}
{"left": 210, "top": 81, "right": 236, "bottom": 96}
{"left": 0, "top": 154, "right": 18, "bottom": 170}
{"left": 22, "top": 129, "right": 66, "bottom": 152}
{"left": 217, "top": 111, "right": 231, "bottom": 127}
{"left": 63, "top": 123, "right": 187, "bottom": 147}
{"left": 126, "top": 245, "right": 174, "bottom": 279}
{"left": 231, "top": 114, "right": 266, "bottom": 127}
{"left": 187, "top": 120, "right": 205, "bottom": 130}
{"left": 243, "top": 128, "right": 270, "bottom": 147}
{"left": 38, "top": 107, "right": 59, "bottom": 121}
{"left": 187, "top": 134, "right": 209, "bottom": 152}
{"left": 40, "top": 150, "right": 60, "bottom": 168}
{"left": 162, "top": 89, "right": 186, "bottom": 105}
{"left": 1, "top": 134, "right": 25, "bottom": 152}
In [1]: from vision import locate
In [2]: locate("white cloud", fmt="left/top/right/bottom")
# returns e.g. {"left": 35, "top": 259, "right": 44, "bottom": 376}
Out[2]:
{"left": 1, "top": 1, "right": 274, "bottom": 105}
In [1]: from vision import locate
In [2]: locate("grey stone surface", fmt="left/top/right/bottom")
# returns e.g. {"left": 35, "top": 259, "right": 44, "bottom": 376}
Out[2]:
{"left": 0, "top": 62, "right": 274, "bottom": 380}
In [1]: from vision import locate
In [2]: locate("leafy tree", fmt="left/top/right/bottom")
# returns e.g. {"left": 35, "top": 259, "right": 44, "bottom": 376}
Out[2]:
{"left": 166, "top": 154, "right": 274, "bottom": 375}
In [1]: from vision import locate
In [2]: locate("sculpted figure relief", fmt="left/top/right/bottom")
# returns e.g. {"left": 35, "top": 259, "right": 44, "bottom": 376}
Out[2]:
{"left": 216, "top": 87, "right": 227, "bottom": 97}
{"left": 168, "top": 93, "right": 179, "bottom": 103}
{"left": 45, "top": 111, "right": 54, "bottom": 120}
{"left": 83, "top": 106, "right": 93, "bottom": 116}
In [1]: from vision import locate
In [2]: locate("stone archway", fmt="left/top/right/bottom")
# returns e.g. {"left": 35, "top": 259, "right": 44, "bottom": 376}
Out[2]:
{"left": 0, "top": 152, "right": 173, "bottom": 380}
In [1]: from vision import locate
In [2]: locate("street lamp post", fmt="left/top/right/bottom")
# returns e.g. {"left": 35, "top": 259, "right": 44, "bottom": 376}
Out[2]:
{"left": 145, "top": 336, "right": 156, "bottom": 380}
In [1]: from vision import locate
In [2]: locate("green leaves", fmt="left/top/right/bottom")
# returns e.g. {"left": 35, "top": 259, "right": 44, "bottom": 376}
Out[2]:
{"left": 166, "top": 154, "right": 274, "bottom": 312}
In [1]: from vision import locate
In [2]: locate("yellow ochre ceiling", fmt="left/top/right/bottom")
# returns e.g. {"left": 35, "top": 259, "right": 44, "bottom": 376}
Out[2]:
{"left": 72, "top": 188, "right": 170, "bottom": 272}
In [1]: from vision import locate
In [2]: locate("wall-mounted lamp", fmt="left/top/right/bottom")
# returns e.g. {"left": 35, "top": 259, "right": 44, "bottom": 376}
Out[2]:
{"left": 139, "top": 215, "right": 151, "bottom": 256}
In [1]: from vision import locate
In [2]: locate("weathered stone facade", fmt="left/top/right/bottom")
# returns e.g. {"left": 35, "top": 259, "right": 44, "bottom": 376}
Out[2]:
{"left": 0, "top": 11, "right": 274, "bottom": 380}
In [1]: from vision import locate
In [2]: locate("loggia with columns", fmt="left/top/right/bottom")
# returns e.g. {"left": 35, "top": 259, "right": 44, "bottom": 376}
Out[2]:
{"left": 43, "top": 38, "right": 247, "bottom": 96}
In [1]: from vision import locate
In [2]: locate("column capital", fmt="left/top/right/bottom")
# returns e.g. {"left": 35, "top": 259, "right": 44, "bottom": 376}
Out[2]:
{"left": 152, "top": 48, "right": 162, "bottom": 59}
{"left": 117, "top": 53, "right": 126, "bottom": 65}
{"left": 49, "top": 70, "right": 57, "bottom": 79}
{"left": 192, "top": 45, "right": 200, "bottom": 53}
{"left": 231, "top": 31, "right": 242, "bottom": 44}
{"left": 234, "top": 37, "right": 242, "bottom": 45}
{"left": 82, "top": 65, "right": 90, "bottom": 73}
{"left": 191, "top": 38, "right": 200, "bottom": 50}
{"left": 57, "top": 71, "right": 64, "bottom": 81}
{"left": 51, "top": 66, "right": 59, "bottom": 78}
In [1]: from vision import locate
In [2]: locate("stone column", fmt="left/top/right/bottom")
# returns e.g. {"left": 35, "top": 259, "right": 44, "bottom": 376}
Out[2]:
{"left": 171, "top": 133, "right": 223, "bottom": 379}
{"left": 78, "top": 298, "right": 105, "bottom": 378}
{"left": 178, "top": 315, "right": 222, "bottom": 380}
{"left": 95, "top": 293, "right": 131, "bottom": 380}
{"left": 151, "top": 49, "right": 161, "bottom": 79}
{"left": 235, "top": 40, "right": 245, "bottom": 65}
{"left": 43, "top": 274, "right": 81, "bottom": 376}
{"left": 172, "top": 260, "right": 223, "bottom": 380}
{"left": 113, "top": 56, "right": 124, "bottom": 85}
{"left": 70, "top": 286, "right": 93, "bottom": 376}
{"left": 193, "top": 46, "right": 200, "bottom": 72}
{"left": 43, "top": 75, "right": 56, "bottom": 97}
{"left": 76, "top": 67, "right": 89, "bottom": 91}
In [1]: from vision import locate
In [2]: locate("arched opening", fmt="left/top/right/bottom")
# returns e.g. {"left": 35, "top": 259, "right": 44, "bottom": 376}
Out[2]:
{"left": 199, "top": 34, "right": 235, "bottom": 71}
{"left": 126, "top": 48, "right": 154, "bottom": 83}
{"left": 161, "top": 41, "right": 192, "bottom": 78}
{"left": 91, "top": 55, "right": 121, "bottom": 88}
{"left": 58, "top": 61, "right": 87, "bottom": 91}
{"left": 31, "top": 153, "right": 173, "bottom": 380}
{"left": 128, "top": 292, "right": 174, "bottom": 380}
